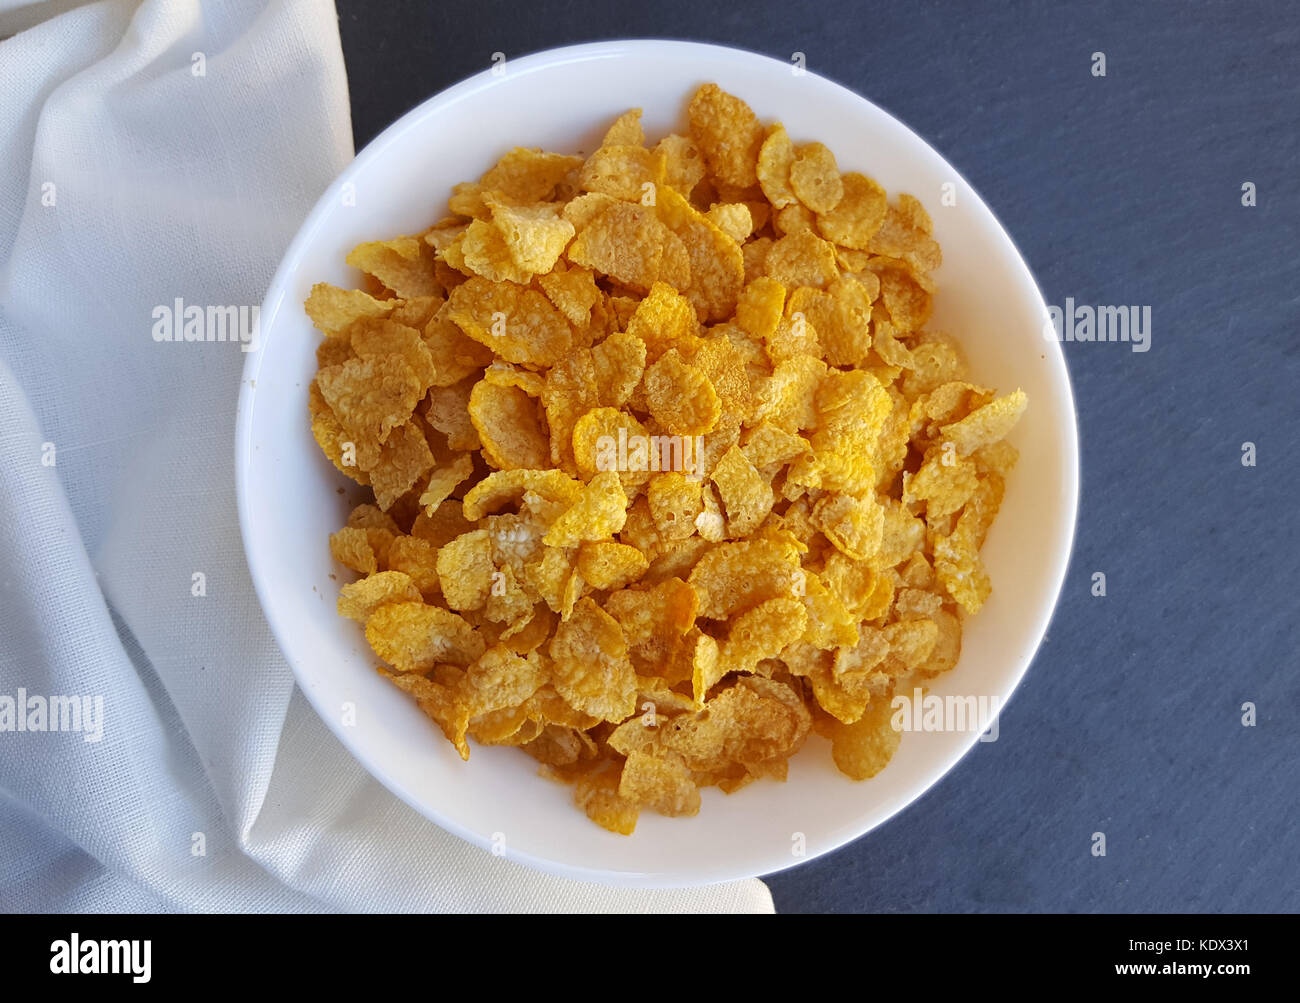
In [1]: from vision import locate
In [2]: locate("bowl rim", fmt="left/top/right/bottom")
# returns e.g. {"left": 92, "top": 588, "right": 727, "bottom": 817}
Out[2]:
{"left": 235, "top": 38, "right": 1080, "bottom": 887}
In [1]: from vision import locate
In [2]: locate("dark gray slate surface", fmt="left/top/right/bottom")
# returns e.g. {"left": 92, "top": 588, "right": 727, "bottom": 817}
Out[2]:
{"left": 333, "top": 0, "right": 1300, "bottom": 913}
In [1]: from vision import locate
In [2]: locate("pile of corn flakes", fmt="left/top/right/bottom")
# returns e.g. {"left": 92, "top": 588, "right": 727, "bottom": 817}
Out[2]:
{"left": 305, "top": 84, "right": 1026, "bottom": 833}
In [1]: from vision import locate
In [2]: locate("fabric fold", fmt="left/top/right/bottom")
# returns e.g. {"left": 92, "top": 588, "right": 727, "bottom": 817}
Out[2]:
{"left": 0, "top": 0, "right": 774, "bottom": 913}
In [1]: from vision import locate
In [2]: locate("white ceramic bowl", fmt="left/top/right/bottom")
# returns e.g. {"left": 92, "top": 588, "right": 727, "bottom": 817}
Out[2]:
{"left": 236, "top": 40, "right": 1078, "bottom": 887}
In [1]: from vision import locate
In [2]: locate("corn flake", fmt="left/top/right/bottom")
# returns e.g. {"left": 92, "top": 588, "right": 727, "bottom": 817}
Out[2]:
{"left": 305, "top": 83, "right": 1026, "bottom": 827}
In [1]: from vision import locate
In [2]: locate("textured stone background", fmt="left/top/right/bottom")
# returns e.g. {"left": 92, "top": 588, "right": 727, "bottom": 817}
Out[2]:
{"left": 333, "top": 0, "right": 1299, "bottom": 912}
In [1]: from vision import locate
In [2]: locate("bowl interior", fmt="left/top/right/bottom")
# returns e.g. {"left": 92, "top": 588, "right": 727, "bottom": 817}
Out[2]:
{"left": 237, "top": 40, "right": 1078, "bottom": 886}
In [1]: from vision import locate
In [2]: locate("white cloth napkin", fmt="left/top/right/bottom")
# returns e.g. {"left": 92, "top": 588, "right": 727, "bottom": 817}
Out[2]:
{"left": 0, "top": 0, "right": 774, "bottom": 913}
